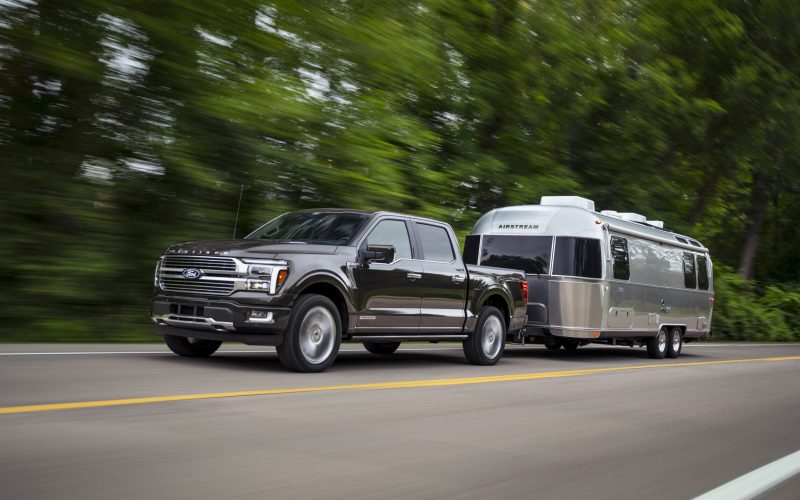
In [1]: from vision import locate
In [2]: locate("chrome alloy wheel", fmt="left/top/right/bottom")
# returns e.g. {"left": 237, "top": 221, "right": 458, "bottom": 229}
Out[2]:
{"left": 298, "top": 306, "right": 336, "bottom": 364}
{"left": 657, "top": 329, "right": 667, "bottom": 354}
{"left": 672, "top": 331, "right": 681, "bottom": 352}
{"left": 481, "top": 315, "right": 503, "bottom": 359}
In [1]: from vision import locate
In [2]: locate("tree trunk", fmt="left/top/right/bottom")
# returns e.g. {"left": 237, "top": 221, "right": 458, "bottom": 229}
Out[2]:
{"left": 738, "top": 173, "right": 767, "bottom": 280}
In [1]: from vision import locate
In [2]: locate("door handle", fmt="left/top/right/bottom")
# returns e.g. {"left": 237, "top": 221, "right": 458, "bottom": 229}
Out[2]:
{"left": 451, "top": 274, "right": 466, "bottom": 284}
{"left": 406, "top": 272, "right": 422, "bottom": 281}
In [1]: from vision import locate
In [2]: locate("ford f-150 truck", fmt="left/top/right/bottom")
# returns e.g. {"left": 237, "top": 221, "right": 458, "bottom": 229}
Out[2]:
{"left": 152, "top": 209, "right": 527, "bottom": 372}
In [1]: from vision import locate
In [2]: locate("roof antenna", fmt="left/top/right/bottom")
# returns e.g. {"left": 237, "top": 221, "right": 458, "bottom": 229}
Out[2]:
{"left": 232, "top": 184, "right": 245, "bottom": 239}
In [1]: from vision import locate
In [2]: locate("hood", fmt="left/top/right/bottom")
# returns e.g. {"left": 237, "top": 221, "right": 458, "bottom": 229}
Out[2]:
{"left": 166, "top": 239, "right": 340, "bottom": 258}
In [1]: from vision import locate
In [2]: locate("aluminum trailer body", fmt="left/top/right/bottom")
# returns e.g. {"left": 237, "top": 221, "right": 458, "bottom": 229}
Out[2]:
{"left": 464, "top": 197, "right": 714, "bottom": 355}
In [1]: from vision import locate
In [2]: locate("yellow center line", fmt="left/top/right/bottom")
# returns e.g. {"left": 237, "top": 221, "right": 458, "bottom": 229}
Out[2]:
{"left": 2, "top": 355, "right": 799, "bottom": 415}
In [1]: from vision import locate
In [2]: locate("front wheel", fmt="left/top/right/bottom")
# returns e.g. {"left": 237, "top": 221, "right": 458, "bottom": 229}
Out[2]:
{"left": 562, "top": 339, "right": 581, "bottom": 351}
{"left": 363, "top": 341, "right": 401, "bottom": 355}
{"left": 164, "top": 335, "right": 221, "bottom": 357}
{"left": 646, "top": 327, "right": 668, "bottom": 359}
{"left": 666, "top": 327, "right": 683, "bottom": 358}
{"left": 463, "top": 306, "right": 506, "bottom": 366}
{"left": 545, "top": 343, "right": 561, "bottom": 351}
{"left": 276, "top": 294, "right": 342, "bottom": 372}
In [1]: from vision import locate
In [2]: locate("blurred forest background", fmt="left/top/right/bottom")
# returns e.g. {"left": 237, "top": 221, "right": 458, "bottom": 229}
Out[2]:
{"left": 1, "top": 0, "right": 799, "bottom": 342}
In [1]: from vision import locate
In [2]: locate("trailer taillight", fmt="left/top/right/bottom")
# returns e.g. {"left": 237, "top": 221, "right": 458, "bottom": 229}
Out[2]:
{"left": 520, "top": 281, "right": 529, "bottom": 304}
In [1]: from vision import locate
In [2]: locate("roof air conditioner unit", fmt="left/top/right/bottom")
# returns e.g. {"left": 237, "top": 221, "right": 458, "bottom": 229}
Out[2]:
{"left": 540, "top": 196, "right": 595, "bottom": 212}
{"left": 600, "top": 210, "right": 620, "bottom": 218}
{"left": 646, "top": 220, "right": 664, "bottom": 228}
{"left": 617, "top": 212, "right": 647, "bottom": 223}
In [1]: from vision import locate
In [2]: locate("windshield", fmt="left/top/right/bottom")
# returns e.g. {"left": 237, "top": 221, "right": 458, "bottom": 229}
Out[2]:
{"left": 245, "top": 211, "right": 370, "bottom": 245}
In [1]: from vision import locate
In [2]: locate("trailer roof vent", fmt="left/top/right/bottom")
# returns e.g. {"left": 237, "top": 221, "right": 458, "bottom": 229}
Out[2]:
{"left": 600, "top": 210, "right": 620, "bottom": 218}
{"left": 646, "top": 220, "right": 664, "bottom": 228}
{"left": 617, "top": 212, "right": 647, "bottom": 223}
{"left": 540, "top": 196, "right": 595, "bottom": 211}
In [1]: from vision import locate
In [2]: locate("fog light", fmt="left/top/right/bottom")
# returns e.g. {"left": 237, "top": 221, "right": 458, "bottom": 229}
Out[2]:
{"left": 247, "top": 310, "right": 274, "bottom": 323}
{"left": 246, "top": 280, "right": 271, "bottom": 291}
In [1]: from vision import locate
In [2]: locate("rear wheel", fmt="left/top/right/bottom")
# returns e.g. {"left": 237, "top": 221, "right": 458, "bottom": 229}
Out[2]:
{"left": 545, "top": 343, "right": 561, "bottom": 351}
{"left": 463, "top": 306, "right": 506, "bottom": 366}
{"left": 646, "top": 327, "right": 668, "bottom": 359}
{"left": 276, "top": 294, "right": 341, "bottom": 372}
{"left": 666, "top": 327, "right": 683, "bottom": 358}
{"left": 164, "top": 335, "right": 221, "bottom": 357}
{"left": 562, "top": 339, "right": 581, "bottom": 351}
{"left": 363, "top": 341, "right": 401, "bottom": 355}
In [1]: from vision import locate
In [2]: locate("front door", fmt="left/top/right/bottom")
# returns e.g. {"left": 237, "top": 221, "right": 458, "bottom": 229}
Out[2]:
{"left": 353, "top": 219, "right": 421, "bottom": 333}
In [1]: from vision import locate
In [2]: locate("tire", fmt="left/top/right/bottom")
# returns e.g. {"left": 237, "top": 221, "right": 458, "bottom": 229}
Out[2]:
{"left": 562, "top": 339, "right": 581, "bottom": 351}
{"left": 164, "top": 334, "right": 221, "bottom": 357}
{"left": 276, "top": 294, "right": 342, "bottom": 372}
{"left": 646, "top": 327, "right": 668, "bottom": 359}
{"left": 545, "top": 343, "right": 561, "bottom": 351}
{"left": 463, "top": 306, "right": 506, "bottom": 366}
{"left": 666, "top": 327, "right": 683, "bottom": 358}
{"left": 363, "top": 341, "right": 401, "bottom": 355}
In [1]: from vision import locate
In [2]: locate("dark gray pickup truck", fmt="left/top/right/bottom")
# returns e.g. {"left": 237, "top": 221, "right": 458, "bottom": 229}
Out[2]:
{"left": 152, "top": 209, "right": 527, "bottom": 372}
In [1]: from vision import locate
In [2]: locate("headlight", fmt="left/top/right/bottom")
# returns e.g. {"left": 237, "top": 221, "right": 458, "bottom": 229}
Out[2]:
{"left": 242, "top": 259, "right": 289, "bottom": 294}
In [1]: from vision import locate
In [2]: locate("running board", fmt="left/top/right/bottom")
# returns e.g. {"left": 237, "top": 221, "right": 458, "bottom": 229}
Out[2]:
{"left": 349, "top": 335, "right": 467, "bottom": 342}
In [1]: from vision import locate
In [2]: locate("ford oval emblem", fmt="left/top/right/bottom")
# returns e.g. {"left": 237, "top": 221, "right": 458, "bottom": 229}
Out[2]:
{"left": 182, "top": 268, "right": 203, "bottom": 280}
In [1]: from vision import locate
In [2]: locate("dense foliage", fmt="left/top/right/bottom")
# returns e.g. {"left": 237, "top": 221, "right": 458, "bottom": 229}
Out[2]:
{"left": 1, "top": 0, "right": 798, "bottom": 341}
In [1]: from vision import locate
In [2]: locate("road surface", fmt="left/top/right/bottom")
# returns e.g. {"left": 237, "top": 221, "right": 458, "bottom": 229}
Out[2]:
{"left": 1, "top": 342, "right": 799, "bottom": 499}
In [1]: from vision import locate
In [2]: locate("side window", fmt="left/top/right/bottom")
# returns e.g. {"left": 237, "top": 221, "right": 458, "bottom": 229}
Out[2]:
{"left": 697, "top": 255, "right": 709, "bottom": 290}
{"left": 553, "top": 237, "right": 602, "bottom": 279}
{"left": 683, "top": 252, "right": 696, "bottom": 289}
{"left": 365, "top": 219, "right": 412, "bottom": 260}
{"left": 463, "top": 235, "right": 480, "bottom": 265}
{"left": 610, "top": 236, "right": 630, "bottom": 280}
{"left": 416, "top": 223, "right": 456, "bottom": 262}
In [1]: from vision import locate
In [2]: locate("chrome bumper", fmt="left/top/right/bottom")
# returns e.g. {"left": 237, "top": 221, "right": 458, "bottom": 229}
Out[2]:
{"left": 152, "top": 313, "right": 235, "bottom": 332}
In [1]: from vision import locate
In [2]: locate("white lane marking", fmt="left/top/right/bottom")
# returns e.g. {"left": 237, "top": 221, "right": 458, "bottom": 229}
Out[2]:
{"left": 0, "top": 343, "right": 797, "bottom": 356}
{"left": 694, "top": 449, "right": 800, "bottom": 500}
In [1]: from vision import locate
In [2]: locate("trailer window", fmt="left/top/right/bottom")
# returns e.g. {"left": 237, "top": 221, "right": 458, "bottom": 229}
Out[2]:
{"left": 463, "top": 235, "right": 480, "bottom": 265}
{"left": 480, "top": 235, "right": 552, "bottom": 275}
{"left": 610, "top": 236, "right": 630, "bottom": 280}
{"left": 553, "top": 237, "right": 602, "bottom": 279}
{"left": 697, "top": 255, "right": 709, "bottom": 290}
{"left": 683, "top": 253, "right": 697, "bottom": 288}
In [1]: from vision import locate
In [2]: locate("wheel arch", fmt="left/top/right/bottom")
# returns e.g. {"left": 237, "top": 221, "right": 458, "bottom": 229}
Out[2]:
{"left": 294, "top": 273, "right": 355, "bottom": 331}
{"left": 478, "top": 291, "right": 512, "bottom": 329}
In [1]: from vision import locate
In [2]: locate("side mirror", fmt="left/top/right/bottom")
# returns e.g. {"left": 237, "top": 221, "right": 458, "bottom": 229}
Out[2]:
{"left": 359, "top": 245, "right": 396, "bottom": 265}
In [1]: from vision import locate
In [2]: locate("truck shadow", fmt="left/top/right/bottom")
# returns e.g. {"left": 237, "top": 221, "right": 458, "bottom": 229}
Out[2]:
{"left": 149, "top": 345, "right": 707, "bottom": 374}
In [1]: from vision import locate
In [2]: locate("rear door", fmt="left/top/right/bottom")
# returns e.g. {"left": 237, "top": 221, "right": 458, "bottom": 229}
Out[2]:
{"left": 413, "top": 222, "right": 468, "bottom": 333}
{"left": 352, "top": 218, "right": 422, "bottom": 332}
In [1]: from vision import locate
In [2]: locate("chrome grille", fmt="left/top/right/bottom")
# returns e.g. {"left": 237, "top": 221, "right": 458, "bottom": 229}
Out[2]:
{"left": 162, "top": 256, "right": 237, "bottom": 271}
{"left": 159, "top": 277, "right": 236, "bottom": 295}
{"left": 158, "top": 256, "right": 241, "bottom": 296}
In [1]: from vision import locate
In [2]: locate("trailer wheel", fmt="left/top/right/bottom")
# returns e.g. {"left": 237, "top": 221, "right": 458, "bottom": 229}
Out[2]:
{"left": 545, "top": 343, "right": 561, "bottom": 351}
{"left": 463, "top": 306, "right": 506, "bottom": 365}
{"left": 562, "top": 339, "right": 581, "bottom": 351}
{"left": 276, "top": 294, "right": 342, "bottom": 372}
{"left": 164, "top": 335, "right": 221, "bottom": 357}
{"left": 646, "top": 327, "right": 668, "bottom": 359}
{"left": 363, "top": 341, "right": 401, "bottom": 355}
{"left": 666, "top": 327, "right": 683, "bottom": 358}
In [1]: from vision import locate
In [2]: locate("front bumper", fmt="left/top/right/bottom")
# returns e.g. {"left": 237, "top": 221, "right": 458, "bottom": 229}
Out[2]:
{"left": 151, "top": 295, "right": 292, "bottom": 346}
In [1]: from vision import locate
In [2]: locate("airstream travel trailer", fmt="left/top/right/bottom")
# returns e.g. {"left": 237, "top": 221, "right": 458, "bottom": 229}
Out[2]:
{"left": 463, "top": 196, "right": 714, "bottom": 359}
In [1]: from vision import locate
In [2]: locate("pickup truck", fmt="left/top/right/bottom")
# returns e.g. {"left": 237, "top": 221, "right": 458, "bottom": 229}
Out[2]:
{"left": 152, "top": 209, "right": 528, "bottom": 372}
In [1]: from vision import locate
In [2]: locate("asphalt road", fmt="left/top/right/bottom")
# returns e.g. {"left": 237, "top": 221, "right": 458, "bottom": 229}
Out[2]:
{"left": 1, "top": 342, "right": 799, "bottom": 499}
